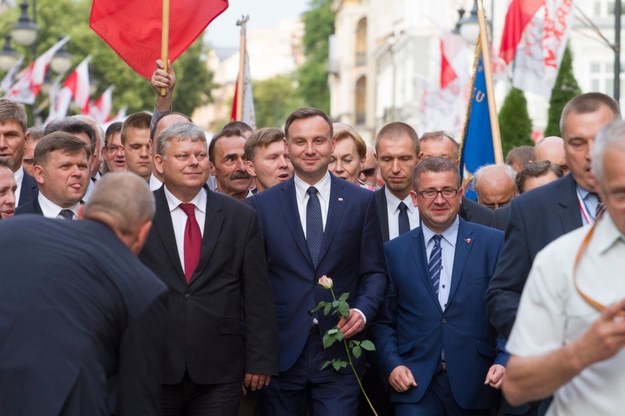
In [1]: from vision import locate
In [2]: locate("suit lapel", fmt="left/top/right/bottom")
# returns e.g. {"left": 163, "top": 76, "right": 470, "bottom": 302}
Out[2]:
{"left": 317, "top": 176, "right": 347, "bottom": 266}
{"left": 278, "top": 178, "right": 313, "bottom": 267}
{"left": 152, "top": 188, "right": 186, "bottom": 283}
{"left": 557, "top": 174, "right": 584, "bottom": 232}
{"left": 375, "top": 188, "right": 390, "bottom": 242}
{"left": 410, "top": 228, "right": 443, "bottom": 312}
{"left": 190, "top": 189, "right": 224, "bottom": 285}
{"left": 448, "top": 220, "right": 474, "bottom": 302}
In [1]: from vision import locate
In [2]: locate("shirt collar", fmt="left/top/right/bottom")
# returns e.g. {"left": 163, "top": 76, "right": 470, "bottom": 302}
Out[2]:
{"left": 38, "top": 192, "right": 80, "bottom": 218}
{"left": 594, "top": 213, "right": 625, "bottom": 254}
{"left": 163, "top": 185, "right": 206, "bottom": 214}
{"left": 13, "top": 165, "right": 23, "bottom": 185}
{"left": 421, "top": 216, "right": 459, "bottom": 248}
{"left": 385, "top": 187, "right": 416, "bottom": 214}
{"left": 294, "top": 171, "right": 331, "bottom": 203}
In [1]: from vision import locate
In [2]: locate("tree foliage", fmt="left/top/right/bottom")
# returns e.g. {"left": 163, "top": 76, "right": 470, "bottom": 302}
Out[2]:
{"left": 544, "top": 45, "right": 581, "bottom": 136}
{"left": 253, "top": 75, "right": 303, "bottom": 128}
{"left": 296, "top": 0, "right": 334, "bottom": 112}
{"left": 498, "top": 87, "right": 533, "bottom": 156}
{"left": 0, "top": 0, "right": 215, "bottom": 119}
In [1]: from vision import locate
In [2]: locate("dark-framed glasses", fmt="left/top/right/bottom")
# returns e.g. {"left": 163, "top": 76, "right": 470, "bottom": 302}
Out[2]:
{"left": 415, "top": 187, "right": 460, "bottom": 199}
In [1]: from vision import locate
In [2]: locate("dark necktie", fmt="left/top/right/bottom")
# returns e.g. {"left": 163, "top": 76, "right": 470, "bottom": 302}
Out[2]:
{"left": 306, "top": 187, "right": 323, "bottom": 268}
{"left": 179, "top": 203, "right": 201, "bottom": 283}
{"left": 595, "top": 195, "right": 605, "bottom": 220}
{"left": 398, "top": 202, "right": 410, "bottom": 235}
{"left": 428, "top": 234, "right": 443, "bottom": 294}
{"left": 58, "top": 209, "right": 74, "bottom": 220}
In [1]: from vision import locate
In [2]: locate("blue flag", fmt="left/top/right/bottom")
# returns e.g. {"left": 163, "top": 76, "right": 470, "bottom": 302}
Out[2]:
{"left": 459, "top": 51, "right": 495, "bottom": 200}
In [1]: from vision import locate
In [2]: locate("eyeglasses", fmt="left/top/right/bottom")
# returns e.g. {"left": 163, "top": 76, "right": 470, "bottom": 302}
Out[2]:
{"left": 106, "top": 145, "right": 125, "bottom": 153}
{"left": 415, "top": 187, "right": 460, "bottom": 199}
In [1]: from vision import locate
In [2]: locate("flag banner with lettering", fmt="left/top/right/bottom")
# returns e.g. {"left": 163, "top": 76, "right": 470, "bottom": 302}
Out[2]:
{"left": 460, "top": 46, "right": 496, "bottom": 200}
{"left": 90, "top": 0, "right": 228, "bottom": 79}
{"left": 499, "top": 0, "right": 544, "bottom": 64}
{"left": 510, "top": 0, "right": 573, "bottom": 98}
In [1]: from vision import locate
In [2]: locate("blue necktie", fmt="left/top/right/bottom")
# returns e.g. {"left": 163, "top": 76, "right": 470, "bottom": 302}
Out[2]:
{"left": 398, "top": 202, "right": 410, "bottom": 235}
{"left": 428, "top": 235, "right": 443, "bottom": 294}
{"left": 306, "top": 186, "right": 323, "bottom": 267}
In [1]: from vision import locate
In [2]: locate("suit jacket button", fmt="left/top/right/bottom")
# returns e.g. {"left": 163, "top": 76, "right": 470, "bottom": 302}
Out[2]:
{"left": 442, "top": 318, "right": 447, "bottom": 324}
{"left": 185, "top": 293, "right": 191, "bottom": 299}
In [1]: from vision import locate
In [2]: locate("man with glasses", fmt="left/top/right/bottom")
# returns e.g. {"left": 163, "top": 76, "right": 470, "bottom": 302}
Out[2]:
{"left": 101, "top": 122, "right": 126, "bottom": 173}
{"left": 502, "top": 119, "right": 625, "bottom": 416}
{"left": 372, "top": 157, "right": 506, "bottom": 415}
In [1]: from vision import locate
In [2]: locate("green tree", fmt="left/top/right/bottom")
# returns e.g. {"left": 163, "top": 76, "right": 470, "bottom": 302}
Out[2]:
{"left": 0, "top": 0, "right": 215, "bottom": 119}
{"left": 172, "top": 40, "right": 218, "bottom": 116}
{"left": 498, "top": 87, "right": 533, "bottom": 156}
{"left": 253, "top": 75, "right": 303, "bottom": 128}
{"left": 296, "top": 0, "right": 334, "bottom": 112}
{"left": 544, "top": 45, "right": 581, "bottom": 136}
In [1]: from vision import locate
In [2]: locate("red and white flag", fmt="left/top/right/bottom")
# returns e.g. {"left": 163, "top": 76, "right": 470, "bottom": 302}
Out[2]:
{"left": 230, "top": 49, "right": 256, "bottom": 129}
{"left": 45, "top": 78, "right": 72, "bottom": 125}
{"left": 89, "top": 0, "right": 228, "bottom": 79}
{"left": 499, "top": 0, "right": 544, "bottom": 64}
{"left": 511, "top": 0, "right": 573, "bottom": 98}
{"left": 440, "top": 31, "right": 469, "bottom": 89}
{"left": 63, "top": 56, "right": 91, "bottom": 114}
{"left": 107, "top": 106, "right": 127, "bottom": 124}
{"left": 90, "top": 85, "right": 114, "bottom": 123}
{"left": 5, "top": 37, "right": 70, "bottom": 104}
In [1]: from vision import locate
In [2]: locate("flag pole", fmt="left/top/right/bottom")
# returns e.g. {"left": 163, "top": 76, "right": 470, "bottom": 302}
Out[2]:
{"left": 236, "top": 15, "right": 249, "bottom": 121}
{"left": 476, "top": 0, "right": 503, "bottom": 164}
{"left": 160, "top": 0, "right": 170, "bottom": 96}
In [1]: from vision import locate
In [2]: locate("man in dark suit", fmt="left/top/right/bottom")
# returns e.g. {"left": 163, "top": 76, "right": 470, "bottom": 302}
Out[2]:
{"left": 373, "top": 157, "right": 506, "bottom": 415}
{"left": 486, "top": 92, "right": 621, "bottom": 339}
{"left": 250, "top": 107, "right": 388, "bottom": 416}
{"left": 0, "top": 172, "right": 168, "bottom": 415}
{"left": 0, "top": 98, "right": 38, "bottom": 206}
{"left": 418, "top": 131, "right": 493, "bottom": 226}
{"left": 486, "top": 93, "right": 620, "bottom": 416}
{"left": 16, "top": 132, "right": 91, "bottom": 219}
{"left": 139, "top": 122, "right": 279, "bottom": 416}
{"left": 374, "top": 122, "right": 421, "bottom": 242}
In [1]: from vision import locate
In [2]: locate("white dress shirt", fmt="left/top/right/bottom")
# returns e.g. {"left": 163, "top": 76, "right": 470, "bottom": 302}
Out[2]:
{"left": 13, "top": 166, "right": 24, "bottom": 206}
{"left": 294, "top": 172, "right": 331, "bottom": 237}
{"left": 149, "top": 174, "right": 163, "bottom": 191}
{"left": 38, "top": 192, "right": 80, "bottom": 219}
{"left": 385, "top": 187, "right": 420, "bottom": 240}
{"left": 422, "top": 217, "right": 459, "bottom": 310}
{"left": 163, "top": 186, "right": 207, "bottom": 275}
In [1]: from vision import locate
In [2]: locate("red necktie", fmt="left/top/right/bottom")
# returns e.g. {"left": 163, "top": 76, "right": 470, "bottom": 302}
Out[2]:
{"left": 179, "top": 203, "right": 201, "bottom": 282}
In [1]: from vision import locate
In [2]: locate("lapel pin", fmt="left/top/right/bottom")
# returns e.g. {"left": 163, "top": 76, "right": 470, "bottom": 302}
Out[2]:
{"left": 338, "top": 197, "right": 344, "bottom": 202}
{"left": 465, "top": 238, "right": 471, "bottom": 244}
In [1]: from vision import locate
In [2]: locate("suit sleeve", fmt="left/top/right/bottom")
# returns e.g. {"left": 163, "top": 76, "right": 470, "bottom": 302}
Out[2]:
{"left": 116, "top": 291, "right": 168, "bottom": 416}
{"left": 485, "top": 199, "right": 532, "bottom": 338}
{"left": 352, "top": 193, "right": 388, "bottom": 322}
{"left": 241, "top": 209, "right": 280, "bottom": 375}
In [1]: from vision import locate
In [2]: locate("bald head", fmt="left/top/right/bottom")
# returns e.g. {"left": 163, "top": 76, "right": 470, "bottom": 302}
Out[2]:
{"left": 82, "top": 172, "right": 155, "bottom": 253}
{"left": 534, "top": 136, "right": 566, "bottom": 173}
{"left": 473, "top": 164, "right": 518, "bottom": 210}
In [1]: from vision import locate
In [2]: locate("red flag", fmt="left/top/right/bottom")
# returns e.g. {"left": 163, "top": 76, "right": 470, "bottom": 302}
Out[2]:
{"left": 499, "top": 0, "right": 543, "bottom": 64}
{"left": 63, "top": 57, "right": 91, "bottom": 114}
{"left": 89, "top": 0, "right": 228, "bottom": 79}
{"left": 230, "top": 77, "right": 238, "bottom": 122}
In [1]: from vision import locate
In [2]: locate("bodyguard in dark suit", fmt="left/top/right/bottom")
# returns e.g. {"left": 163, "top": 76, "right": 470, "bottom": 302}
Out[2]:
{"left": 486, "top": 92, "right": 621, "bottom": 339}
{"left": 250, "top": 108, "right": 387, "bottom": 416}
{"left": 0, "top": 172, "right": 168, "bottom": 415}
{"left": 139, "top": 123, "right": 279, "bottom": 416}
{"left": 418, "top": 131, "right": 492, "bottom": 227}
{"left": 373, "top": 158, "right": 506, "bottom": 415}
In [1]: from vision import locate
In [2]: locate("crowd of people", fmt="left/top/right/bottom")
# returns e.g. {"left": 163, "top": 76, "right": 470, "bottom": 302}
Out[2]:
{"left": 0, "top": 60, "right": 623, "bottom": 416}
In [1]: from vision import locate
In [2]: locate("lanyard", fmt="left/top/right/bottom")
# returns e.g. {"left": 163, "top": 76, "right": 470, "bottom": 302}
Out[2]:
{"left": 573, "top": 218, "right": 625, "bottom": 317}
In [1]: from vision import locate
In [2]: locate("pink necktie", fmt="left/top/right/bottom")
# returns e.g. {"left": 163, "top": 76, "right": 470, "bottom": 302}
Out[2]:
{"left": 179, "top": 203, "right": 201, "bottom": 282}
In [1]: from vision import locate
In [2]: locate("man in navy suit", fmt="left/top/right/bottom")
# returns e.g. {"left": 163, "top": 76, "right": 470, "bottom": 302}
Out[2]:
{"left": 139, "top": 123, "right": 278, "bottom": 416}
{"left": 486, "top": 92, "right": 621, "bottom": 340}
{"left": 373, "top": 157, "right": 506, "bottom": 415}
{"left": 0, "top": 172, "right": 168, "bottom": 415}
{"left": 250, "top": 107, "right": 388, "bottom": 416}
{"left": 0, "top": 98, "right": 37, "bottom": 206}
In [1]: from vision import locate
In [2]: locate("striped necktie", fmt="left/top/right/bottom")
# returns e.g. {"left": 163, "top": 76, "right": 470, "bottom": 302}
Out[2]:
{"left": 428, "top": 234, "right": 443, "bottom": 294}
